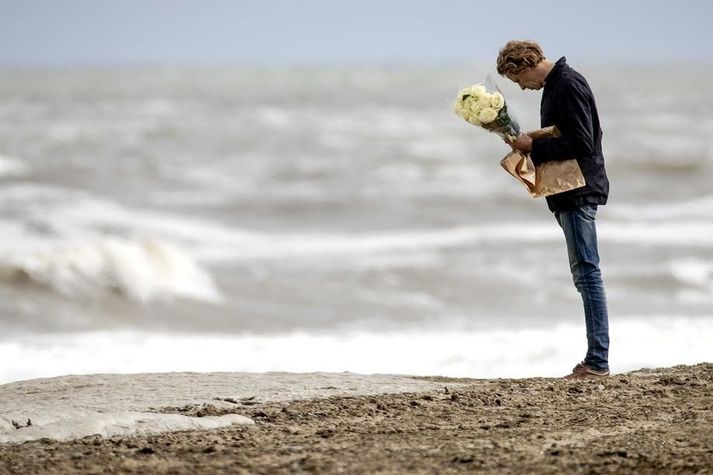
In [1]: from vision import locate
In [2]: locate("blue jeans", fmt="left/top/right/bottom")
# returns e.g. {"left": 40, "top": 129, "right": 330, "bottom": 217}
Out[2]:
{"left": 554, "top": 204, "right": 610, "bottom": 371}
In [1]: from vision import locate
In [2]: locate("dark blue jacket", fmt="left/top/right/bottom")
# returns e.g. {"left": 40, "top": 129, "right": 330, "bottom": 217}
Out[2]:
{"left": 530, "top": 57, "right": 609, "bottom": 212}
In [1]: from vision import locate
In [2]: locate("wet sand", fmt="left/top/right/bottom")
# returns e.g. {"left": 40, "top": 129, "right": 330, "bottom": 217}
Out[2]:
{"left": 1, "top": 363, "right": 711, "bottom": 474}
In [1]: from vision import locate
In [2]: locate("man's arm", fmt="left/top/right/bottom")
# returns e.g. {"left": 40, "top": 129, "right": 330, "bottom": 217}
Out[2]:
{"left": 530, "top": 83, "right": 595, "bottom": 165}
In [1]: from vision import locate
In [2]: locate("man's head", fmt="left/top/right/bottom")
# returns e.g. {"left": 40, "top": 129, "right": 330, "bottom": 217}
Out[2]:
{"left": 496, "top": 40, "right": 551, "bottom": 91}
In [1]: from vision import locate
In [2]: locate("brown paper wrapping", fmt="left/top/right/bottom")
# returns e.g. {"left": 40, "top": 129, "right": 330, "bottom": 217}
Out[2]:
{"left": 499, "top": 126, "right": 586, "bottom": 198}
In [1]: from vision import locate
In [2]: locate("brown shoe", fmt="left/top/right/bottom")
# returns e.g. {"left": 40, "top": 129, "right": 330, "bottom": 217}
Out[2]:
{"left": 563, "top": 362, "right": 610, "bottom": 380}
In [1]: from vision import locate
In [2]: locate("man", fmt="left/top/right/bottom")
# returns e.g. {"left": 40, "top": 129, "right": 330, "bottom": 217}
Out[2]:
{"left": 496, "top": 40, "right": 610, "bottom": 379}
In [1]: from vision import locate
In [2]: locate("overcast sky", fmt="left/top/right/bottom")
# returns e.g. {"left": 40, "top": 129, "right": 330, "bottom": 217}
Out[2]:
{"left": 1, "top": 0, "right": 711, "bottom": 67}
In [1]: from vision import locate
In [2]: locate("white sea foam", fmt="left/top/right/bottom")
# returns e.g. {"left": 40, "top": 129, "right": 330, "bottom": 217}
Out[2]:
{"left": 256, "top": 106, "right": 291, "bottom": 128}
{"left": 4, "top": 183, "right": 713, "bottom": 270}
{"left": 609, "top": 195, "right": 713, "bottom": 221}
{"left": 3, "top": 237, "right": 221, "bottom": 303}
{"left": 670, "top": 259, "right": 713, "bottom": 287}
{"left": 1, "top": 316, "right": 710, "bottom": 385}
{"left": 190, "top": 219, "right": 713, "bottom": 261}
{"left": 0, "top": 184, "right": 554, "bottom": 264}
{"left": 599, "top": 221, "right": 713, "bottom": 247}
{"left": 0, "top": 155, "right": 26, "bottom": 177}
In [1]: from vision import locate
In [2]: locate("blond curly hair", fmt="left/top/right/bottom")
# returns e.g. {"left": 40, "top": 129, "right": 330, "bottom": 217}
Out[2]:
{"left": 496, "top": 40, "right": 545, "bottom": 76}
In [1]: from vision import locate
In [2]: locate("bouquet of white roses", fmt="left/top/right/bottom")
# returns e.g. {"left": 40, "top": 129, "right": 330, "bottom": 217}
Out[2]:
{"left": 453, "top": 75, "right": 520, "bottom": 141}
{"left": 453, "top": 76, "right": 586, "bottom": 198}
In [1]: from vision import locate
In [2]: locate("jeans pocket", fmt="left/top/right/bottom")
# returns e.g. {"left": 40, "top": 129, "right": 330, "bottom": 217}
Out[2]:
{"left": 580, "top": 204, "right": 598, "bottom": 220}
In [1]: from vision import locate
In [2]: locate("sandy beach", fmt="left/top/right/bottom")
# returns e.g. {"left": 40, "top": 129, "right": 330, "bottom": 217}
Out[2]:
{"left": 0, "top": 363, "right": 711, "bottom": 474}
{"left": 1, "top": 5, "right": 712, "bottom": 474}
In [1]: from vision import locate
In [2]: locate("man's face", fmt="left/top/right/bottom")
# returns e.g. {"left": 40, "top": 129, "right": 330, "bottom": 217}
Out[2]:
{"left": 507, "top": 68, "right": 543, "bottom": 91}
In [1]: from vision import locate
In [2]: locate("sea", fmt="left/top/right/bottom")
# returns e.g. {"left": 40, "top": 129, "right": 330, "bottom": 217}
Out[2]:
{"left": 1, "top": 64, "right": 712, "bottom": 383}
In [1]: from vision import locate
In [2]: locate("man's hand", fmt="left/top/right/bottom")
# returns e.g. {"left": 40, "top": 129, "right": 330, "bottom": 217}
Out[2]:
{"left": 506, "top": 133, "right": 533, "bottom": 152}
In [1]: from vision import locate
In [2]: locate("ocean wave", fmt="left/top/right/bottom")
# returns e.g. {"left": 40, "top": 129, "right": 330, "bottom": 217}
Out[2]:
{"left": 1, "top": 237, "right": 221, "bottom": 303}
{"left": 599, "top": 221, "right": 713, "bottom": 246}
{"left": 189, "top": 223, "right": 561, "bottom": 262}
{"left": 0, "top": 155, "right": 26, "bottom": 177}
{"left": 670, "top": 258, "right": 713, "bottom": 287}
{"left": 0, "top": 315, "right": 710, "bottom": 384}
{"left": 192, "top": 219, "right": 713, "bottom": 262}
{"left": 608, "top": 195, "right": 713, "bottom": 221}
{"left": 3, "top": 184, "right": 713, "bottom": 269}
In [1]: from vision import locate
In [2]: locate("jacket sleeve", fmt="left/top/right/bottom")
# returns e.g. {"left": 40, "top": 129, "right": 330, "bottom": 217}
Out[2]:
{"left": 530, "top": 83, "right": 594, "bottom": 165}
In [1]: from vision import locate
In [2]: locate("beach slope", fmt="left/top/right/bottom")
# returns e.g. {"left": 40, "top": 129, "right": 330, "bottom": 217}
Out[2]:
{"left": 1, "top": 363, "right": 711, "bottom": 474}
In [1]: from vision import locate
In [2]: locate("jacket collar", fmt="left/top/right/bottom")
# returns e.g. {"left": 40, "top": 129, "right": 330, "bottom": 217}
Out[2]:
{"left": 544, "top": 56, "right": 567, "bottom": 85}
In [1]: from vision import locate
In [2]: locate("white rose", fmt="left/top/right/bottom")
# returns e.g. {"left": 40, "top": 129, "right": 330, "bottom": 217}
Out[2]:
{"left": 453, "top": 96, "right": 473, "bottom": 119}
{"left": 469, "top": 85, "right": 486, "bottom": 98}
{"left": 479, "top": 107, "right": 498, "bottom": 124}
{"left": 489, "top": 92, "right": 505, "bottom": 110}
{"left": 453, "top": 99, "right": 470, "bottom": 118}
{"left": 467, "top": 114, "right": 481, "bottom": 126}
{"left": 469, "top": 98, "right": 483, "bottom": 114}
{"left": 453, "top": 98, "right": 464, "bottom": 116}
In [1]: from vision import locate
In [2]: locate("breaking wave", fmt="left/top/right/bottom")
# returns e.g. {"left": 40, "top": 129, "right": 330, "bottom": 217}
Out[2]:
{"left": 1, "top": 237, "right": 221, "bottom": 303}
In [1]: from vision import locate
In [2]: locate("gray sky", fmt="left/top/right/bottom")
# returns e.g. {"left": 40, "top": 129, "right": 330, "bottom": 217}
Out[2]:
{"left": 1, "top": 0, "right": 711, "bottom": 67}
